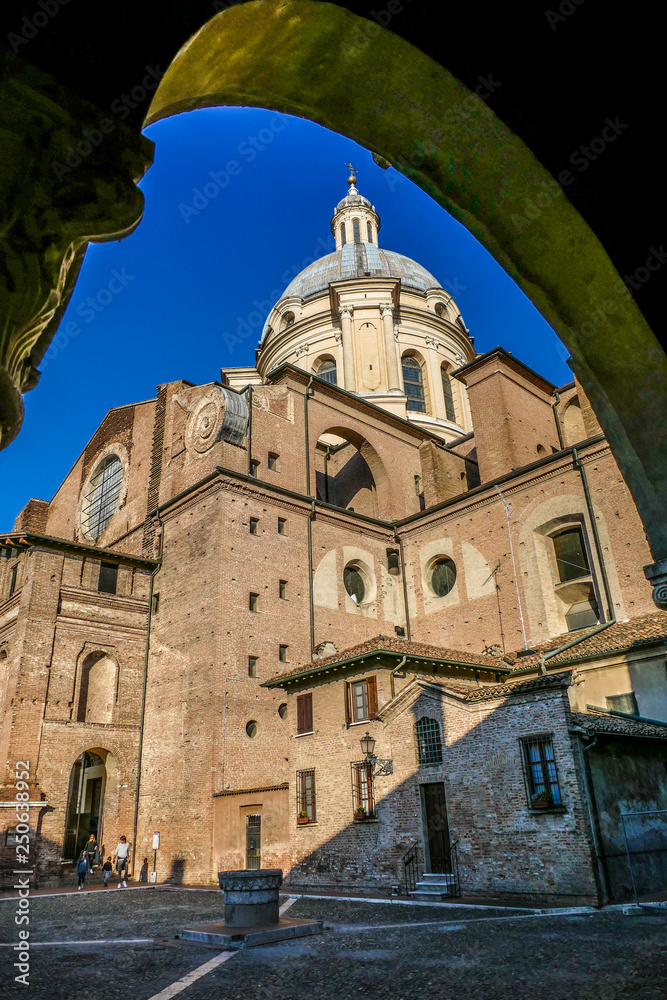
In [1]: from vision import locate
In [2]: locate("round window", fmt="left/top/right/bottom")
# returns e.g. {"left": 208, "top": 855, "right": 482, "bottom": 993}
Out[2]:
{"left": 246, "top": 720, "right": 258, "bottom": 738}
{"left": 278, "top": 703, "right": 288, "bottom": 720}
{"left": 344, "top": 565, "right": 366, "bottom": 604}
{"left": 430, "top": 557, "right": 457, "bottom": 597}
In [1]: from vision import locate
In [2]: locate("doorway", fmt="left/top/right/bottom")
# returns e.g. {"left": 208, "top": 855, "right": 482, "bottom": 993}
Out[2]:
{"left": 421, "top": 782, "right": 451, "bottom": 873}
{"left": 246, "top": 814, "right": 261, "bottom": 870}
{"left": 62, "top": 751, "right": 106, "bottom": 862}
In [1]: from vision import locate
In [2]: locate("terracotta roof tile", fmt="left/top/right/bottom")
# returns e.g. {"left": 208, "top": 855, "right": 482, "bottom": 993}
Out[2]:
{"left": 464, "top": 671, "right": 572, "bottom": 703}
{"left": 570, "top": 710, "right": 667, "bottom": 740}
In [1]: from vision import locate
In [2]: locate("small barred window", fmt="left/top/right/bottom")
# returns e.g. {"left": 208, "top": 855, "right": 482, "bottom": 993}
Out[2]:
{"left": 416, "top": 717, "right": 443, "bottom": 765}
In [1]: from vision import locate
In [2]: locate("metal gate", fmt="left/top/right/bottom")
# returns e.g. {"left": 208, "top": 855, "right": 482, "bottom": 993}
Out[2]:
{"left": 620, "top": 809, "right": 667, "bottom": 903}
{"left": 245, "top": 814, "right": 261, "bottom": 870}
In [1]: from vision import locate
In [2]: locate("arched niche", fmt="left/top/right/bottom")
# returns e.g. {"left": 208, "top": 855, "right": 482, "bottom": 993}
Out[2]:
{"left": 562, "top": 398, "right": 587, "bottom": 447}
{"left": 76, "top": 651, "right": 118, "bottom": 724}
{"left": 315, "top": 427, "right": 384, "bottom": 518}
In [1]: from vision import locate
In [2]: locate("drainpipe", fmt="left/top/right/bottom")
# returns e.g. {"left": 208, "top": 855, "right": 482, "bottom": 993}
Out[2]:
{"left": 246, "top": 385, "right": 254, "bottom": 476}
{"left": 304, "top": 376, "right": 316, "bottom": 657}
{"left": 552, "top": 389, "right": 565, "bottom": 450}
{"left": 131, "top": 510, "right": 163, "bottom": 879}
{"left": 572, "top": 447, "right": 615, "bottom": 622}
{"left": 390, "top": 655, "right": 407, "bottom": 699}
{"left": 577, "top": 729, "right": 611, "bottom": 906}
{"left": 395, "top": 530, "right": 412, "bottom": 641}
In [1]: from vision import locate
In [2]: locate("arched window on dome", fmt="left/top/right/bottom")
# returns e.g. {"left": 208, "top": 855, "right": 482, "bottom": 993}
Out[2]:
{"left": 281, "top": 311, "right": 295, "bottom": 331}
{"left": 402, "top": 355, "right": 427, "bottom": 413}
{"left": 317, "top": 359, "right": 337, "bottom": 385}
{"left": 441, "top": 365, "right": 457, "bottom": 423}
{"left": 367, "top": 221, "right": 373, "bottom": 243}
{"left": 340, "top": 223, "right": 346, "bottom": 246}
{"left": 352, "top": 218, "right": 361, "bottom": 244}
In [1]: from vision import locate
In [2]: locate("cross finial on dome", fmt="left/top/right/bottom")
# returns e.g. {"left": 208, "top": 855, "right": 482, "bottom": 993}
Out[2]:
{"left": 345, "top": 162, "right": 357, "bottom": 189}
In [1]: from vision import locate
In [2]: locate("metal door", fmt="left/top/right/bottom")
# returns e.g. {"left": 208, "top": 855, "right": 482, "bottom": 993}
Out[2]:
{"left": 421, "top": 782, "right": 451, "bottom": 873}
{"left": 245, "top": 814, "right": 261, "bottom": 870}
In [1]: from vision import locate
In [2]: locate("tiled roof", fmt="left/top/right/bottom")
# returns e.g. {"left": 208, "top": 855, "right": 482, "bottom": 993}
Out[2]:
{"left": 265, "top": 635, "right": 506, "bottom": 686}
{"left": 504, "top": 611, "right": 667, "bottom": 670}
{"left": 464, "top": 671, "right": 572, "bottom": 703}
{"left": 570, "top": 710, "right": 667, "bottom": 740}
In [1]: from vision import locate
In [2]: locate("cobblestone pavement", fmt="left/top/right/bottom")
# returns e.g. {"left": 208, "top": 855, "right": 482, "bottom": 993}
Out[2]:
{"left": 1, "top": 889, "right": 666, "bottom": 999}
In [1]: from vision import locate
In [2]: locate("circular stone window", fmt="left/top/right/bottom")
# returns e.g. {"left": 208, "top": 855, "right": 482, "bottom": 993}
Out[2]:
{"left": 246, "top": 720, "right": 258, "bottom": 738}
{"left": 344, "top": 565, "right": 366, "bottom": 604}
{"left": 278, "top": 703, "right": 288, "bottom": 720}
{"left": 430, "top": 557, "right": 457, "bottom": 597}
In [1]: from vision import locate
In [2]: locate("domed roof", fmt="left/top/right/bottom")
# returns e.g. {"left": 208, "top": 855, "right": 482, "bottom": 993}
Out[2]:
{"left": 281, "top": 245, "right": 443, "bottom": 301}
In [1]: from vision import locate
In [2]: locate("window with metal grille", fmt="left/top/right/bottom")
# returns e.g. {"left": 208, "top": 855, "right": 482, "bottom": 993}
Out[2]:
{"left": 553, "top": 527, "right": 590, "bottom": 583}
{"left": 521, "top": 735, "right": 563, "bottom": 809}
{"left": 98, "top": 562, "right": 118, "bottom": 595}
{"left": 606, "top": 692, "right": 639, "bottom": 716}
{"left": 317, "top": 359, "right": 337, "bottom": 385}
{"left": 351, "top": 761, "right": 374, "bottom": 817}
{"left": 296, "top": 769, "right": 316, "bottom": 822}
{"left": 296, "top": 693, "right": 313, "bottom": 734}
{"left": 82, "top": 455, "right": 123, "bottom": 540}
{"left": 441, "top": 367, "right": 456, "bottom": 422}
{"left": 248, "top": 656, "right": 258, "bottom": 678}
{"left": 367, "top": 221, "right": 373, "bottom": 243}
{"left": 416, "top": 717, "right": 443, "bottom": 765}
{"left": 246, "top": 814, "right": 261, "bottom": 869}
{"left": 279, "top": 580, "right": 287, "bottom": 599}
{"left": 402, "top": 356, "right": 426, "bottom": 413}
{"left": 353, "top": 218, "right": 361, "bottom": 243}
{"left": 249, "top": 592, "right": 259, "bottom": 612}
{"left": 249, "top": 517, "right": 259, "bottom": 534}
{"left": 340, "top": 222, "right": 346, "bottom": 246}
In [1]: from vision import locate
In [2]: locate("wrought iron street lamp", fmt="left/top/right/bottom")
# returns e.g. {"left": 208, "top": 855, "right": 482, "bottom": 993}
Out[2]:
{"left": 360, "top": 732, "right": 393, "bottom": 776}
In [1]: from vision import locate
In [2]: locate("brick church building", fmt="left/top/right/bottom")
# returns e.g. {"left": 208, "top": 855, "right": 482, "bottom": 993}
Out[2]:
{"left": 1, "top": 173, "right": 666, "bottom": 904}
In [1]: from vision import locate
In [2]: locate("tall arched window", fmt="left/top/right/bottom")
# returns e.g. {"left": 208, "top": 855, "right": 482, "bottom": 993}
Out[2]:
{"left": 352, "top": 218, "right": 361, "bottom": 243}
{"left": 441, "top": 366, "right": 456, "bottom": 422}
{"left": 416, "top": 717, "right": 443, "bottom": 765}
{"left": 402, "top": 356, "right": 426, "bottom": 413}
{"left": 82, "top": 455, "right": 123, "bottom": 540}
{"left": 317, "top": 359, "right": 337, "bottom": 385}
{"left": 367, "top": 221, "right": 373, "bottom": 243}
{"left": 340, "top": 222, "right": 346, "bottom": 246}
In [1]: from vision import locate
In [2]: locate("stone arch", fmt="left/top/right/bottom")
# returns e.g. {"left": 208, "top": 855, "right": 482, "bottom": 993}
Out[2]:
{"left": 76, "top": 649, "right": 118, "bottom": 724}
{"left": 62, "top": 746, "right": 119, "bottom": 863}
{"left": 314, "top": 424, "right": 390, "bottom": 518}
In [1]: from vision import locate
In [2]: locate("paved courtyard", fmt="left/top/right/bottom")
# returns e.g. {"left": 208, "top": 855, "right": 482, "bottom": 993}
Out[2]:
{"left": 1, "top": 889, "right": 666, "bottom": 998}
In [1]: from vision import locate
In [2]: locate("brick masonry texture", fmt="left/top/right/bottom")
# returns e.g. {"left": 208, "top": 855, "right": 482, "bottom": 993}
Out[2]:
{"left": 0, "top": 351, "right": 661, "bottom": 895}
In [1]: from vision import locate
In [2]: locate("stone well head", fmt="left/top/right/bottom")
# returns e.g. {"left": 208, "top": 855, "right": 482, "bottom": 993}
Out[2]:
{"left": 218, "top": 869, "right": 283, "bottom": 928}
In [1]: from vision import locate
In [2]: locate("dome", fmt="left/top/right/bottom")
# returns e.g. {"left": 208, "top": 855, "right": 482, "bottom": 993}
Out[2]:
{"left": 280, "top": 245, "right": 443, "bottom": 302}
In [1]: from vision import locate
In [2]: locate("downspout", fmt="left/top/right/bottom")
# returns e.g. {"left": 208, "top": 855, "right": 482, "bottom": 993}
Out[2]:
{"left": 577, "top": 730, "right": 611, "bottom": 906}
{"left": 131, "top": 510, "right": 163, "bottom": 879}
{"left": 552, "top": 389, "right": 565, "bottom": 450}
{"left": 305, "top": 375, "right": 315, "bottom": 657}
{"left": 395, "top": 530, "right": 412, "bottom": 641}
{"left": 390, "top": 654, "right": 407, "bottom": 699}
{"left": 572, "top": 447, "right": 615, "bottom": 622}
{"left": 246, "top": 385, "right": 254, "bottom": 476}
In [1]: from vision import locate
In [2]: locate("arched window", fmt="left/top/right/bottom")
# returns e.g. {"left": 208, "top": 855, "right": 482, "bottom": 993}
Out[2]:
{"left": 281, "top": 311, "right": 295, "bottom": 330}
{"left": 441, "top": 366, "right": 456, "bottom": 422}
{"left": 82, "top": 456, "right": 123, "bottom": 540}
{"left": 317, "top": 359, "right": 337, "bottom": 385}
{"left": 416, "top": 717, "right": 443, "bottom": 765}
{"left": 340, "top": 222, "right": 346, "bottom": 246}
{"left": 367, "top": 221, "right": 373, "bottom": 243}
{"left": 352, "top": 218, "right": 361, "bottom": 244}
{"left": 552, "top": 526, "right": 590, "bottom": 583}
{"left": 77, "top": 652, "right": 116, "bottom": 724}
{"left": 402, "top": 356, "right": 426, "bottom": 413}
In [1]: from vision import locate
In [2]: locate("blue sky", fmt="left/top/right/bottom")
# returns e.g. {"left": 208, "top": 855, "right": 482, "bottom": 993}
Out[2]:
{"left": 0, "top": 106, "right": 572, "bottom": 528}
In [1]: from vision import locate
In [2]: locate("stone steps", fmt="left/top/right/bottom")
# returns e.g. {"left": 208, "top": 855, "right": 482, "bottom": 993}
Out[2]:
{"left": 410, "top": 872, "right": 459, "bottom": 901}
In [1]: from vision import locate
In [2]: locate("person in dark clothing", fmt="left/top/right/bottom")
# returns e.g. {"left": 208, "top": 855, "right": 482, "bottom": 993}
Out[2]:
{"left": 102, "top": 856, "right": 113, "bottom": 887}
{"left": 139, "top": 858, "right": 148, "bottom": 883}
{"left": 86, "top": 833, "right": 98, "bottom": 872}
{"left": 76, "top": 852, "right": 89, "bottom": 890}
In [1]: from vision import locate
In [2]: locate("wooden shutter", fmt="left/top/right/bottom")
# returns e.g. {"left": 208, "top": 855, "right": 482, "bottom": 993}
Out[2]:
{"left": 367, "top": 677, "right": 378, "bottom": 719}
{"left": 344, "top": 682, "right": 352, "bottom": 725}
{"left": 297, "top": 695, "right": 305, "bottom": 734}
{"left": 303, "top": 693, "right": 313, "bottom": 733}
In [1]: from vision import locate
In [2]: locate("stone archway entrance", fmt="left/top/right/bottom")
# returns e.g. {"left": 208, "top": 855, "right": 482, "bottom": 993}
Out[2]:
{"left": 62, "top": 750, "right": 107, "bottom": 863}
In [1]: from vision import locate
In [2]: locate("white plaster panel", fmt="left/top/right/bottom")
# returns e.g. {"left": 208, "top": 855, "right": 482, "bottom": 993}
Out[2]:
{"left": 462, "top": 541, "right": 496, "bottom": 600}
{"left": 313, "top": 549, "right": 338, "bottom": 609}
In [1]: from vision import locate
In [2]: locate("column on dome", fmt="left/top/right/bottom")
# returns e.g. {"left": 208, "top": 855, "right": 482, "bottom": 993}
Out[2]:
{"left": 339, "top": 305, "right": 356, "bottom": 391}
{"left": 425, "top": 341, "right": 446, "bottom": 421}
{"left": 380, "top": 304, "right": 400, "bottom": 391}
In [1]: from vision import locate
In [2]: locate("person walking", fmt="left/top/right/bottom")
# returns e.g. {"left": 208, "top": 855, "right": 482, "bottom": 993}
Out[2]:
{"left": 76, "top": 852, "right": 89, "bottom": 891}
{"left": 102, "top": 856, "right": 113, "bottom": 887}
{"left": 112, "top": 835, "right": 130, "bottom": 888}
{"left": 85, "top": 832, "right": 98, "bottom": 873}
